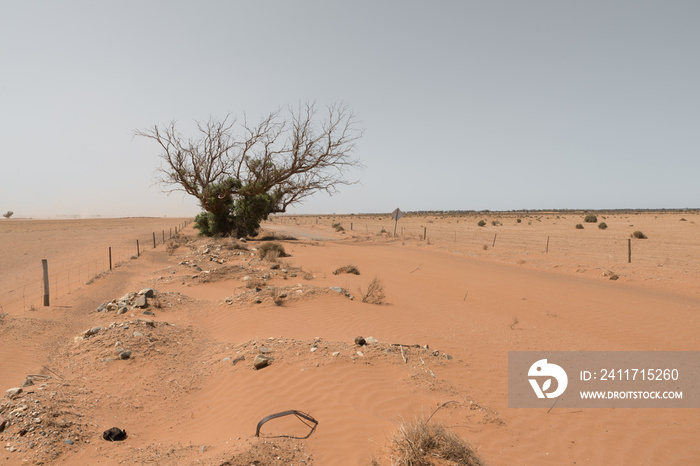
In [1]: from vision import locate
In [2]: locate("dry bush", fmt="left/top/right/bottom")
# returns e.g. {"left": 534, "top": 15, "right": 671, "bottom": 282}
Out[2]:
{"left": 166, "top": 239, "right": 180, "bottom": 255}
{"left": 333, "top": 265, "right": 360, "bottom": 275}
{"left": 390, "top": 417, "right": 484, "bottom": 466}
{"left": 332, "top": 222, "right": 345, "bottom": 232}
{"left": 631, "top": 230, "right": 647, "bottom": 239}
{"left": 258, "top": 242, "right": 288, "bottom": 261}
{"left": 361, "top": 277, "right": 385, "bottom": 304}
{"left": 222, "top": 238, "right": 248, "bottom": 251}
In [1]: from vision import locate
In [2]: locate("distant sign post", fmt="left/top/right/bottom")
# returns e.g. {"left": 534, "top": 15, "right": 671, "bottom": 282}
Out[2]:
{"left": 391, "top": 208, "right": 403, "bottom": 237}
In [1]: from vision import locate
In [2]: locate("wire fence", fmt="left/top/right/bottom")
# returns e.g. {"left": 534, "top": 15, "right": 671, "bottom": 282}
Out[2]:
{"left": 270, "top": 215, "right": 700, "bottom": 275}
{"left": 0, "top": 220, "right": 191, "bottom": 315}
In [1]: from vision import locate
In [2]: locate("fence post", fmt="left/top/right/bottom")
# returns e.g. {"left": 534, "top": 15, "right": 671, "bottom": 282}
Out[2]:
{"left": 423, "top": 226, "right": 427, "bottom": 240}
{"left": 109, "top": 247, "right": 112, "bottom": 271}
{"left": 170, "top": 227, "right": 172, "bottom": 238}
{"left": 163, "top": 230, "right": 165, "bottom": 243}
{"left": 137, "top": 239, "right": 140, "bottom": 257}
{"left": 492, "top": 233, "right": 497, "bottom": 247}
{"left": 153, "top": 232, "right": 156, "bottom": 248}
{"left": 628, "top": 239, "right": 631, "bottom": 263}
{"left": 546, "top": 236, "right": 550, "bottom": 253}
{"left": 42, "top": 259, "right": 50, "bottom": 306}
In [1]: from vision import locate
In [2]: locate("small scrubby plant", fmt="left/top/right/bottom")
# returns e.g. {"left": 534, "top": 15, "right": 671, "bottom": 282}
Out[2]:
{"left": 477, "top": 219, "right": 486, "bottom": 227}
{"left": 332, "top": 222, "right": 345, "bottom": 232}
{"left": 631, "top": 230, "right": 647, "bottom": 239}
{"left": 598, "top": 222, "right": 608, "bottom": 230}
{"left": 575, "top": 224, "right": 584, "bottom": 229}
{"left": 390, "top": 417, "right": 484, "bottom": 466}
{"left": 258, "top": 242, "right": 288, "bottom": 260}
{"left": 333, "top": 265, "right": 360, "bottom": 275}
{"left": 361, "top": 277, "right": 385, "bottom": 304}
{"left": 584, "top": 214, "right": 598, "bottom": 223}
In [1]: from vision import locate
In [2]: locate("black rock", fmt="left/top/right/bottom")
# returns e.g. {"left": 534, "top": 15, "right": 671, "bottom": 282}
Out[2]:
{"left": 103, "top": 427, "right": 127, "bottom": 441}
{"left": 354, "top": 336, "right": 366, "bottom": 346}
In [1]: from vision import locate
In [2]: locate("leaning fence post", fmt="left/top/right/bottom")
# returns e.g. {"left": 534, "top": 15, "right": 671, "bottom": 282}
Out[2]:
{"left": 492, "top": 233, "right": 497, "bottom": 247}
{"left": 546, "top": 236, "right": 550, "bottom": 253}
{"left": 42, "top": 259, "right": 50, "bottom": 306}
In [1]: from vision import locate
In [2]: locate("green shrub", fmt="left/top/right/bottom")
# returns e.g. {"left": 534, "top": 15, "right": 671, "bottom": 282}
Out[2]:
{"left": 584, "top": 214, "right": 598, "bottom": 223}
{"left": 631, "top": 230, "right": 647, "bottom": 239}
{"left": 516, "top": 218, "right": 522, "bottom": 223}
{"left": 598, "top": 222, "right": 608, "bottom": 230}
{"left": 332, "top": 222, "right": 344, "bottom": 232}
{"left": 477, "top": 220, "right": 486, "bottom": 227}
{"left": 575, "top": 224, "right": 584, "bottom": 229}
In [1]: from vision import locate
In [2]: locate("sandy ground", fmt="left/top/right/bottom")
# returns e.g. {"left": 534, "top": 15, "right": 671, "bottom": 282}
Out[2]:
{"left": 0, "top": 213, "right": 699, "bottom": 465}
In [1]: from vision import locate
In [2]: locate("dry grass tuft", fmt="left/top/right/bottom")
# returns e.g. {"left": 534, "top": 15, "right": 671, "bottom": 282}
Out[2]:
{"left": 333, "top": 265, "right": 360, "bottom": 275}
{"left": 361, "top": 277, "right": 385, "bottom": 304}
{"left": 390, "top": 417, "right": 484, "bottom": 466}
{"left": 258, "top": 242, "right": 288, "bottom": 261}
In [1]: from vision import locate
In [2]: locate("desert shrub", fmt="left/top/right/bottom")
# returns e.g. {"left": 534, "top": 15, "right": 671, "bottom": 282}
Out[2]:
{"left": 516, "top": 218, "right": 522, "bottom": 223}
{"left": 598, "top": 222, "right": 608, "bottom": 230}
{"left": 2, "top": 211, "right": 13, "bottom": 219}
{"left": 258, "top": 242, "right": 288, "bottom": 261}
{"left": 631, "top": 230, "right": 647, "bottom": 239}
{"left": 222, "top": 238, "right": 249, "bottom": 251}
{"left": 333, "top": 265, "right": 360, "bottom": 275}
{"left": 575, "top": 224, "right": 584, "bottom": 229}
{"left": 361, "top": 277, "right": 385, "bottom": 304}
{"left": 332, "top": 222, "right": 344, "bottom": 232}
{"left": 680, "top": 218, "right": 687, "bottom": 221}
{"left": 477, "top": 220, "right": 486, "bottom": 227}
{"left": 491, "top": 220, "right": 500, "bottom": 226}
{"left": 390, "top": 417, "right": 484, "bottom": 466}
{"left": 584, "top": 214, "right": 598, "bottom": 223}
{"left": 165, "top": 240, "right": 180, "bottom": 255}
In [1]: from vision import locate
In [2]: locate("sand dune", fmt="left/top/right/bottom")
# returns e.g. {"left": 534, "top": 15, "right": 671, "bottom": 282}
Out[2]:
{"left": 1, "top": 213, "right": 698, "bottom": 465}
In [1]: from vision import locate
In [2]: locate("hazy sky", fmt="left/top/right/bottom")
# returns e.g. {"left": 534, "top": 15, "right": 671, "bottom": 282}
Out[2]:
{"left": 1, "top": 1, "right": 698, "bottom": 218}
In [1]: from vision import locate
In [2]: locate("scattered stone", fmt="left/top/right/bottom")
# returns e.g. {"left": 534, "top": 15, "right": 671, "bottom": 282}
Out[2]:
{"left": 329, "top": 287, "right": 344, "bottom": 293}
{"left": 270, "top": 264, "right": 280, "bottom": 270}
{"left": 0, "top": 414, "right": 6, "bottom": 433}
{"left": 253, "top": 355, "right": 271, "bottom": 370}
{"left": 604, "top": 270, "right": 620, "bottom": 280}
{"left": 259, "top": 347, "right": 270, "bottom": 354}
{"left": 365, "top": 336, "right": 378, "bottom": 344}
{"left": 22, "top": 377, "right": 34, "bottom": 387}
{"left": 354, "top": 336, "right": 366, "bottom": 346}
{"left": 332, "top": 352, "right": 340, "bottom": 357}
{"left": 310, "top": 347, "right": 317, "bottom": 353}
{"left": 232, "top": 355, "right": 245, "bottom": 366}
{"left": 138, "top": 288, "right": 156, "bottom": 298}
{"left": 64, "top": 439, "right": 74, "bottom": 445}
{"left": 357, "top": 351, "right": 364, "bottom": 357}
{"left": 444, "top": 354, "right": 453, "bottom": 360}
{"left": 83, "top": 326, "right": 105, "bottom": 337}
{"left": 132, "top": 331, "right": 144, "bottom": 338}
{"left": 133, "top": 295, "right": 148, "bottom": 308}
{"left": 103, "top": 427, "right": 127, "bottom": 442}
{"left": 222, "top": 357, "right": 231, "bottom": 362}
{"left": 117, "top": 306, "right": 128, "bottom": 315}
{"left": 5, "top": 387, "right": 22, "bottom": 399}
{"left": 142, "top": 310, "right": 155, "bottom": 316}
{"left": 119, "top": 351, "right": 132, "bottom": 360}
{"left": 106, "top": 303, "right": 118, "bottom": 312}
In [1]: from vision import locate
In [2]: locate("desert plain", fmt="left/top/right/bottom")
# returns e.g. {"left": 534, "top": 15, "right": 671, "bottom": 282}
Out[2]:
{"left": 0, "top": 211, "right": 699, "bottom": 465}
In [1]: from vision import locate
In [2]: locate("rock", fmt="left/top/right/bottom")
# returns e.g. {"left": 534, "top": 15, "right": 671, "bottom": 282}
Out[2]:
{"left": 232, "top": 355, "right": 245, "bottom": 365}
{"left": 117, "top": 306, "right": 128, "bottom": 315}
{"left": 238, "top": 238, "right": 247, "bottom": 243}
{"left": 329, "top": 287, "right": 344, "bottom": 293}
{"left": 65, "top": 439, "right": 74, "bottom": 445}
{"left": 332, "top": 352, "right": 340, "bottom": 357}
{"left": 119, "top": 350, "right": 132, "bottom": 360}
{"left": 142, "top": 310, "right": 155, "bottom": 316}
{"left": 259, "top": 347, "right": 270, "bottom": 354}
{"left": 133, "top": 295, "right": 148, "bottom": 308}
{"left": 5, "top": 387, "right": 22, "bottom": 399}
{"left": 103, "top": 427, "right": 127, "bottom": 441}
{"left": 354, "top": 336, "right": 366, "bottom": 346}
{"left": 365, "top": 336, "right": 378, "bottom": 344}
{"left": 253, "top": 354, "right": 271, "bottom": 370}
{"left": 604, "top": 270, "right": 620, "bottom": 280}
{"left": 194, "top": 266, "right": 202, "bottom": 272}
{"left": 132, "top": 331, "right": 144, "bottom": 338}
{"left": 270, "top": 264, "right": 280, "bottom": 270}
{"left": 310, "top": 347, "right": 317, "bottom": 353}
{"left": 106, "top": 303, "right": 118, "bottom": 312}
{"left": 357, "top": 351, "right": 364, "bottom": 357}
{"left": 290, "top": 273, "right": 297, "bottom": 278}
{"left": 222, "top": 357, "right": 231, "bottom": 362}
{"left": 138, "top": 288, "right": 156, "bottom": 298}
{"left": 0, "top": 414, "right": 6, "bottom": 433}
{"left": 444, "top": 354, "right": 453, "bottom": 360}
{"left": 96, "top": 302, "right": 109, "bottom": 312}
{"left": 83, "top": 326, "right": 105, "bottom": 337}
{"left": 22, "top": 377, "right": 34, "bottom": 387}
